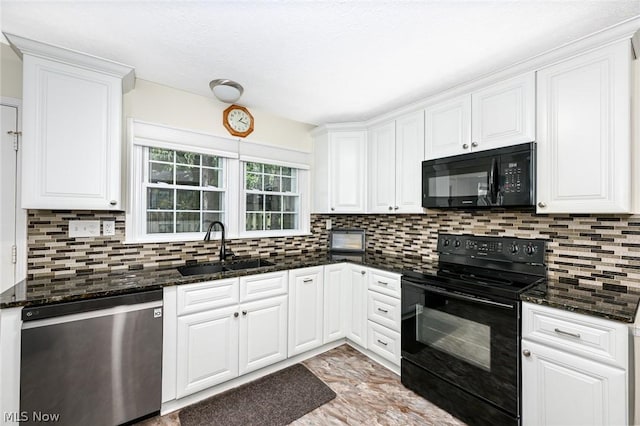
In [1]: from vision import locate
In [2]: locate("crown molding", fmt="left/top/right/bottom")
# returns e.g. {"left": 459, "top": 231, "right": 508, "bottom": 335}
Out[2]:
{"left": 3, "top": 32, "right": 135, "bottom": 93}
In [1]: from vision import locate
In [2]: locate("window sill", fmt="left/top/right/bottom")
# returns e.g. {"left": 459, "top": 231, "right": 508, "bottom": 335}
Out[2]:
{"left": 124, "top": 230, "right": 312, "bottom": 245}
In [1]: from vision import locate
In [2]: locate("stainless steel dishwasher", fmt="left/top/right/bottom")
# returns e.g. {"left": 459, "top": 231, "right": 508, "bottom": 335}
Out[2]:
{"left": 20, "top": 290, "right": 163, "bottom": 426}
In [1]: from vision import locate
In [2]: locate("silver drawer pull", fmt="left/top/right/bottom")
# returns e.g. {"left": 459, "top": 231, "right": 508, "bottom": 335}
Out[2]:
{"left": 377, "top": 339, "right": 388, "bottom": 346}
{"left": 303, "top": 278, "right": 313, "bottom": 283}
{"left": 377, "top": 308, "right": 388, "bottom": 313}
{"left": 377, "top": 281, "right": 388, "bottom": 286}
{"left": 554, "top": 328, "right": 581, "bottom": 339}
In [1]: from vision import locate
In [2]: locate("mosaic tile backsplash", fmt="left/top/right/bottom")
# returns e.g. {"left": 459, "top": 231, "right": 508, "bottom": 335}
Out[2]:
{"left": 27, "top": 210, "right": 640, "bottom": 290}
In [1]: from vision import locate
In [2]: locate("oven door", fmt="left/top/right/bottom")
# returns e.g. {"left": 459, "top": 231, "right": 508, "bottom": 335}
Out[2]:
{"left": 422, "top": 154, "right": 499, "bottom": 208}
{"left": 401, "top": 278, "right": 520, "bottom": 415}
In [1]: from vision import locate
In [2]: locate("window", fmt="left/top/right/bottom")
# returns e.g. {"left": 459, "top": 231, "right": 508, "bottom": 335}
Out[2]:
{"left": 144, "top": 147, "right": 226, "bottom": 234}
{"left": 243, "top": 162, "right": 299, "bottom": 231}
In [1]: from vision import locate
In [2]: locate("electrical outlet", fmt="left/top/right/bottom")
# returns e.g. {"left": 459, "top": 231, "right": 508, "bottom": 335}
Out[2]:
{"left": 326, "top": 219, "right": 332, "bottom": 230}
{"left": 103, "top": 221, "right": 115, "bottom": 236}
{"left": 68, "top": 220, "right": 101, "bottom": 238}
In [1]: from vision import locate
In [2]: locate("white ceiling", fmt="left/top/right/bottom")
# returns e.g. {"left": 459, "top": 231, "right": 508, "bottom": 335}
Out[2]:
{"left": 1, "top": 1, "right": 639, "bottom": 125}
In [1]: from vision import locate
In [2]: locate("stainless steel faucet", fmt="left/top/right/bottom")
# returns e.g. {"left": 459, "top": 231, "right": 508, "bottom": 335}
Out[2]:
{"left": 204, "top": 221, "right": 229, "bottom": 262}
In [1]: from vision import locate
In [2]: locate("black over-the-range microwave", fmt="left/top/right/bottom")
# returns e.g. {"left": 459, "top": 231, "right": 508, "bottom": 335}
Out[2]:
{"left": 422, "top": 142, "right": 535, "bottom": 209}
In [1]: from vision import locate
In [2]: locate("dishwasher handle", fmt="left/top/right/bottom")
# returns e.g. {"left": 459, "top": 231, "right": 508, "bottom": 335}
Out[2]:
{"left": 22, "top": 289, "right": 163, "bottom": 322}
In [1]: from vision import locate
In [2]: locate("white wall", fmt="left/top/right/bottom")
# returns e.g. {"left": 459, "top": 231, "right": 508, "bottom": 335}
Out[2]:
{"left": 0, "top": 43, "right": 22, "bottom": 99}
{"left": 123, "top": 79, "right": 314, "bottom": 152}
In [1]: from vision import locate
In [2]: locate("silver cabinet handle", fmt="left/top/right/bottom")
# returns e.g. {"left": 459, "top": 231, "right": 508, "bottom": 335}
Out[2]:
{"left": 377, "top": 308, "right": 388, "bottom": 313}
{"left": 234, "top": 312, "right": 239, "bottom": 318}
{"left": 377, "top": 281, "right": 388, "bottom": 286}
{"left": 554, "top": 328, "right": 580, "bottom": 339}
{"left": 471, "top": 142, "right": 478, "bottom": 148}
{"left": 538, "top": 202, "right": 546, "bottom": 208}
{"left": 361, "top": 271, "right": 366, "bottom": 275}
{"left": 377, "top": 339, "right": 388, "bottom": 346}
{"left": 522, "top": 349, "right": 531, "bottom": 357}
{"left": 109, "top": 200, "right": 117, "bottom": 206}
{"left": 462, "top": 143, "right": 469, "bottom": 149}
{"left": 242, "top": 310, "right": 247, "bottom": 316}
{"left": 303, "top": 278, "right": 313, "bottom": 283}
{"left": 331, "top": 207, "right": 335, "bottom": 211}
{"left": 394, "top": 206, "right": 399, "bottom": 210}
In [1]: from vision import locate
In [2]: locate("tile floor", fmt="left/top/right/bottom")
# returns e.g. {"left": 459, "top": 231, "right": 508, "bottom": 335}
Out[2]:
{"left": 139, "top": 344, "right": 466, "bottom": 425}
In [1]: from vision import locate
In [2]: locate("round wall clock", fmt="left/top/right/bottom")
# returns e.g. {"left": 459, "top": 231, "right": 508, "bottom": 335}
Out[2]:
{"left": 223, "top": 104, "right": 254, "bottom": 138}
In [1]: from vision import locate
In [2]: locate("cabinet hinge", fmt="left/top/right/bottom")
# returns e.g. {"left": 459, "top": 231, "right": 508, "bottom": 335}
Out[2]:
{"left": 11, "top": 245, "right": 17, "bottom": 264}
{"left": 7, "top": 130, "right": 21, "bottom": 151}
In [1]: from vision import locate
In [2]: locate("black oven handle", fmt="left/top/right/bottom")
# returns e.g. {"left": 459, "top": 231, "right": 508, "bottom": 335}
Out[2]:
{"left": 489, "top": 157, "right": 499, "bottom": 204}
{"left": 404, "top": 280, "right": 515, "bottom": 310}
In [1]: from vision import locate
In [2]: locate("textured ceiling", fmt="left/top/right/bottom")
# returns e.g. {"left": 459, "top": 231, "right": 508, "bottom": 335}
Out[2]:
{"left": 1, "top": 1, "right": 639, "bottom": 125}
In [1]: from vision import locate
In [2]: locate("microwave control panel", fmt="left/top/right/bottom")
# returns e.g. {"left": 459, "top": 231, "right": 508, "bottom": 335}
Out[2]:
{"left": 502, "top": 162, "right": 524, "bottom": 194}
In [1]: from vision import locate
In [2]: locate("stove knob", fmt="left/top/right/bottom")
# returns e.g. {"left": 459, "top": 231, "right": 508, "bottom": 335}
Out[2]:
{"left": 454, "top": 240, "right": 461, "bottom": 248}
{"left": 443, "top": 239, "right": 450, "bottom": 247}
{"left": 525, "top": 244, "right": 536, "bottom": 255}
{"left": 510, "top": 243, "right": 519, "bottom": 254}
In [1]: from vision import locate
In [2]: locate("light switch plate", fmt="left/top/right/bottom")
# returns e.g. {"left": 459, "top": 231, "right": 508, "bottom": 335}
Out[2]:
{"left": 103, "top": 221, "right": 115, "bottom": 236}
{"left": 69, "top": 220, "right": 101, "bottom": 238}
{"left": 326, "top": 219, "right": 332, "bottom": 230}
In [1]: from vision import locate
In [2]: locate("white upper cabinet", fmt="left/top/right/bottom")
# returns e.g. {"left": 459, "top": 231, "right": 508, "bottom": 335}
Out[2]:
{"left": 425, "top": 94, "right": 471, "bottom": 159}
{"left": 536, "top": 41, "right": 631, "bottom": 213}
{"left": 6, "top": 34, "right": 134, "bottom": 210}
{"left": 368, "top": 111, "right": 425, "bottom": 213}
{"left": 312, "top": 129, "right": 367, "bottom": 213}
{"left": 425, "top": 72, "right": 535, "bottom": 160}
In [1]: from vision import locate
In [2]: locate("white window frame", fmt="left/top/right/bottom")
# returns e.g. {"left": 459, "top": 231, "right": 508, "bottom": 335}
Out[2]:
{"left": 239, "top": 161, "right": 311, "bottom": 239}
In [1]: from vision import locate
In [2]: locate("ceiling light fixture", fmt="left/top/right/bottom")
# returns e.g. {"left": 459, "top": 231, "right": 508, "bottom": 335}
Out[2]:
{"left": 209, "top": 79, "right": 244, "bottom": 103}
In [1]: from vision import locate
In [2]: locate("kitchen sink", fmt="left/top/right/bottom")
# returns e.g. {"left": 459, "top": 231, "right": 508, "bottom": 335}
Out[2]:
{"left": 177, "top": 262, "right": 226, "bottom": 276}
{"left": 223, "top": 258, "right": 275, "bottom": 270}
{"left": 177, "top": 259, "right": 275, "bottom": 276}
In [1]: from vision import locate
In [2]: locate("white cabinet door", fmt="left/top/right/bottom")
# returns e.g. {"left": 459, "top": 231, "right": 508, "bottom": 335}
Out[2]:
{"left": 346, "top": 264, "right": 368, "bottom": 348}
{"left": 395, "top": 110, "right": 425, "bottom": 213}
{"left": 471, "top": 72, "right": 535, "bottom": 151}
{"left": 521, "top": 339, "right": 627, "bottom": 426}
{"left": 329, "top": 131, "right": 367, "bottom": 213}
{"left": 536, "top": 41, "right": 631, "bottom": 213}
{"left": 368, "top": 122, "right": 396, "bottom": 213}
{"left": 21, "top": 55, "right": 125, "bottom": 210}
{"left": 288, "top": 267, "right": 324, "bottom": 356}
{"left": 323, "top": 263, "right": 349, "bottom": 343}
{"left": 238, "top": 295, "right": 288, "bottom": 376}
{"left": 176, "top": 305, "right": 239, "bottom": 398}
{"left": 425, "top": 94, "right": 471, "bottom": 160}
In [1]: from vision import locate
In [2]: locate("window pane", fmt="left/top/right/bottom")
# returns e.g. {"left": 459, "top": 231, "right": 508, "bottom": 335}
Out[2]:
{"left": 283, "top": 196, "right": 297, "bottom": 212}
{"left": 246, "top": 213, "right": 264, "bottom": 231}
{"left": 281, "top": 167, "right": 293, "bottom": 176}
{"left": 246, "top": 173, "right": 262, "bottom": 190}
{"left": 281, "top": 177, "right": 293, "bottom": 192}
{"left": 283, "top": 214, "right": 297, "bottom": 230}
{"left": 246, "top": 162, "right": 262, "bottom": 173}
{"left": 176, "top": 189, "right": 200, "bottom": 210}
{"left": 203, "top": 155, "right": 220, "bottom": 167}
{"left": 147, "top": 212, "right": 174, "bottom": 233}
{"left": 203, "top": 191, "right": 224, "bottom": 211}
{"left": 264, "top": 164, "right": 279, "bottom": 174}
{"left": 265, "top": 213, "right": 282, "bottom": 230}
{"left": 176, "top": 212, "right": 200, "bottom": 233}
{"left": 264, "top": 175, "right": 281, "bottom": 192}
{"left": 148, "top": 188, "right": 174, "bottom": 210}
{"left": 265, "top": 194, "right": 281, "bottom": 211}
{"left": 246, "top": 194, "right": 264, "bottom": 211}
{"left": 203, "top": 213, "right": 223, "bottom": 230}
{"left": 176, "top": 165, "right": 200, "bottom": 186}
{"left": 176, "top": 151, "right": 200, "bottom": 165}
{"left": 150, "top": 148, "right": 173, "bottom": 162}
{"left": 150, "top": 163, "right": 174, "bottom": 184}
{"left": 203, "top": 168, "right": 221, "bottom": 188}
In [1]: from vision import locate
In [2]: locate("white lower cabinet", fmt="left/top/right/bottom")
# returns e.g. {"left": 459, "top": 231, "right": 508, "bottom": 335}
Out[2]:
{"left": 521, "top": 302, "right": 629, "bottom": 426}
{"left": 367, "top": 320, "right": 401, "bottom": 365}
{"left": 323, "top": 263, "right": 349, "bottom": 343}
{"left": 288, "top": 266, "right": 324, "bottom": 356}
{"left": 346, "top": 264, "right": 368, "bottom": 347}
{"left": 366, "top": 267, "right": 402, "bottom": 366}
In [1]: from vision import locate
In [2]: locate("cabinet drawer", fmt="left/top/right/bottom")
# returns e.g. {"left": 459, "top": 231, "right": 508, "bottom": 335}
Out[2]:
{"left": 368, "top": 268, "right": 401, "bottom": 298}
{"left": 522, "top": 302, "right": 628, "bottom": 368}
{"left": 367, "top": 291, "right": 400, "bottom": 332}
{"left": 367, "top": 321, "right": 400, "bottom": 366}
{"left": 240, "top": 271, "right": 288, "bottom": 302}
{"left": 177, "top": 278, "right": 239, "bottom": 316}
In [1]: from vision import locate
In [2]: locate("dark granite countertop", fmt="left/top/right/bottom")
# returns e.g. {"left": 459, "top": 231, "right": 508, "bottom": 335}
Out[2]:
{"left": 521, "top": 279, "right": 640, "bottom": 323}
{"left": 0, "top": 250, "right": 427, "bottom": 309}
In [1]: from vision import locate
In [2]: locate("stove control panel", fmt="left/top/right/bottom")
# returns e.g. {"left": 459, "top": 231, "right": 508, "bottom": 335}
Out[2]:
{"left": 438, "top": 233, "right": 545, "bottom": 265}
